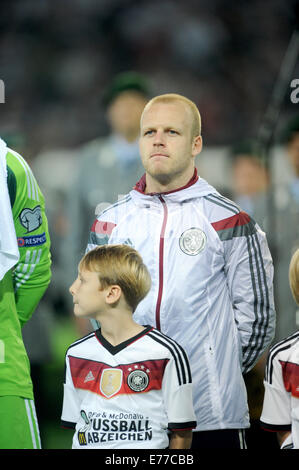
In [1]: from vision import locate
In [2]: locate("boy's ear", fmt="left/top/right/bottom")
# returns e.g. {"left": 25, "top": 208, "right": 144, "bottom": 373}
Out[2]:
{"left": 105, "top": 285, "right": 122, "bottom": 305}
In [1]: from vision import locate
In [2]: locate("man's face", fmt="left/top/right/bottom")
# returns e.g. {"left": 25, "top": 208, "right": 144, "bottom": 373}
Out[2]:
{"left": 107, "top": 91, "right": 147, "bottom": 141}
{"left": 233, "top": 156, "right": 269, "bottom": 196}
{"left": 139, "top": 101, "right": 202, "bottom": 187}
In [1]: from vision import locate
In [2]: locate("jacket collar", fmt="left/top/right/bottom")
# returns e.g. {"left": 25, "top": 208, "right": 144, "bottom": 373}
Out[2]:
{"left": 131, "top": 168, "right": 218, "bottom": 204}
{"left": 134, "top": 168, "right": 199, "bottom": 196}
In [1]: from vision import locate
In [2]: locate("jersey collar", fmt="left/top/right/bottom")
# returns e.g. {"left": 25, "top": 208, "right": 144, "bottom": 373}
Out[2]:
{"left": 95, "top": 325, "right": 153, "bottom": 355}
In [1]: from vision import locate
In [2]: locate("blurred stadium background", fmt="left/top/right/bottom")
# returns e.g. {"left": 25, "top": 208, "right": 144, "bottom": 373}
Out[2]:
{"left": 0, "top": 0, "right": 299, "bottom": 449}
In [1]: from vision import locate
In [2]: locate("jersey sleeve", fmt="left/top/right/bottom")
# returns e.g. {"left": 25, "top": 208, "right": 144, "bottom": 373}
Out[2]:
{"left": 6, "top": 149, "right": 52, "bottom": 327}
{"left": 260, "top": 351, "right": 292, "bottom": 431}
{"left": 162, "top": 345, "right": 197, "bottom": 431}
{"left": 61, "top": 353, "right": 81, "bottom": 429}
{"left": 218, "top": 213, "right": 275, "bottom": 374}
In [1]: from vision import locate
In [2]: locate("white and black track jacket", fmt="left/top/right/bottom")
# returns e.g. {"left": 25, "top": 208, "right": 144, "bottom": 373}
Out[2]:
{"left": 87, "top": 170, "right": 276, "bottom": 431}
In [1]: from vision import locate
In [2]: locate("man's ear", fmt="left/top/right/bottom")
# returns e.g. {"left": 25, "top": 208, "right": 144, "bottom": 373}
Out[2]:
{"left": 192, "top": 135, "right": 203, "bottom": 157}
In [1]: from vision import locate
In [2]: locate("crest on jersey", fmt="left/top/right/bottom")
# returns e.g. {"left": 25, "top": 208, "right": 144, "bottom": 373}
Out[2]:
{"left": 19, "top": 206, "right": 42, "bottom": 233}
{"left": 179, "top": 227, "right": 206, "bottom": 256}
{"left": 127, "top": 369, "right": 149, "bottom": 392}
{"left": 100, "top": 368, "right": 123, "bottom": 398}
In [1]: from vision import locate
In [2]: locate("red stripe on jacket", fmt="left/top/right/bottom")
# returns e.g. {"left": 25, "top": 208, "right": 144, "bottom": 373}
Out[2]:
{"left": 91, "top": 220, "right": 116, "bottom": 236}
{"left": 211, "top": 211, "right": 251, "bottom": 232}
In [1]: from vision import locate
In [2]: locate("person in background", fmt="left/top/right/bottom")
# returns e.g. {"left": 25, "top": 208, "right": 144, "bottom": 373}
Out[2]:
{"left": 273, "top": 116, "right": 299, "bottom": 343}
{"left": 229, "top": 141, "right": 278, "bottom": 448}
{"left": 61, "top": 72, "right": 150, "bottom": 332}
{"left": 229, "top": 141, "right": 271, "bottom": 231}
{"left": 0, "top": 137, "right": 51, "bottom": 449}
{"left": 260, "top": 248, "right": 299, "bottom": 449}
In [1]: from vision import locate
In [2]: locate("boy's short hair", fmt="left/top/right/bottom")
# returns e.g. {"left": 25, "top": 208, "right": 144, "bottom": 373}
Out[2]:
{"left": 141, "top": 93, "right": 202, "bottom": 138}
{"left": 79, "top": 245, "right": 151, "bottom": 312}
{"left": 289, "top": 248, "right": 299, "bottom": 305}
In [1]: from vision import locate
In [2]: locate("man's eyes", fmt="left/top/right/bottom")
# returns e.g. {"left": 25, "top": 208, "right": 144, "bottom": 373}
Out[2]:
{"left": 143, "top": 129, "right": 179, "bottom": 136}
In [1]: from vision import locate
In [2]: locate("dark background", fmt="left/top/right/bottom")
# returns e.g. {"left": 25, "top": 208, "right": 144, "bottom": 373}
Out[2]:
{"left": 0, "top": 0, "right": 298, "bottom": 157}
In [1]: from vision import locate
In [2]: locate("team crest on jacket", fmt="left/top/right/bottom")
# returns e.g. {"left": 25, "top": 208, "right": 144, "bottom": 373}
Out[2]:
{"left": 179, "top": 227, "right": 206, "bottom": 256}
{"left": 100, "top": 368, "right": 123, "bottom": 398}
{"left": 127, "top": 369, "right": 149, "bottom": 392}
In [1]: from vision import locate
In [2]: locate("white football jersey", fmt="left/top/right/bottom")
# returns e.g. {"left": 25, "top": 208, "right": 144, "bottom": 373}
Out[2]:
{"left": 61, "top": 326, "right": 196, "bottom": 449}
{"left": 260, "top": 331, "right": 299, "bottom": 449}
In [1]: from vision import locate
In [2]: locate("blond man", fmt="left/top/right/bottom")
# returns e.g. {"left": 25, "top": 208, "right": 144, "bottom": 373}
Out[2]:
{"left": 87, "top": 93, "right": 275, "bottom": 448}
{"left": 260, "top": 248, "right": 299, "bottom": 449}
{"left": 61, "top": 244, "right": 196, "bottom": 449}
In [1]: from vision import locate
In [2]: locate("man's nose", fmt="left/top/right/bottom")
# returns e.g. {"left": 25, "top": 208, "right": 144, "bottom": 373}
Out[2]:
{"left": 153, "top": 129, "right": 165, "bottom": 146}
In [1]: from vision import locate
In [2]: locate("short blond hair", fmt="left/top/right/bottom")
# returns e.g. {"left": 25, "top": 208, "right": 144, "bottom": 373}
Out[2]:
{"left": 79, "top": 245, "right": 151, "bottom": 312}
{"left": 141, "top": 93, "right": 202, "bottom": 138}
{"left": 289, "top": 248, "right": 299, "bottom": 305}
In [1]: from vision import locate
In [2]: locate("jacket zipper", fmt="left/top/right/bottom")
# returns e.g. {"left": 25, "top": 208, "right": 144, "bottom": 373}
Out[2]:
{"left": 155, "top": 195, "right": 168, "bottom": 331}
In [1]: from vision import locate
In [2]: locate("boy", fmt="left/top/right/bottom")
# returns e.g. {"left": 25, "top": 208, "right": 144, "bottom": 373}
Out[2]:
{"left": 260, "top": 248, "right": 299, "bottom": 449}
{"left": 61, "top": 244, "right": 196, "bottom": 449}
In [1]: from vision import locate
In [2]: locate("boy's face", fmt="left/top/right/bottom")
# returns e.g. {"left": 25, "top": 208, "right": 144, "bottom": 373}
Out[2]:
{"left": 69, "top": 269, "right": 106, "bottom": 319}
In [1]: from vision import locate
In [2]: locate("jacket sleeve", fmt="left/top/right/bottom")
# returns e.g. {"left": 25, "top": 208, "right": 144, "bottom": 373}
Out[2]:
{"left": 85, "top": 214, "right": 117, "bottom": 331}
{"left": 86, "top": 194, "right": 130, "bottom": 253}
{"left": 217, "top": 211, "right": 276, "bottom": 373}
{"left": 86, "top": 218, "right": 116, "bottom": 252}
{"left": 6, "top": 150, "right": 52, "bottom": 327}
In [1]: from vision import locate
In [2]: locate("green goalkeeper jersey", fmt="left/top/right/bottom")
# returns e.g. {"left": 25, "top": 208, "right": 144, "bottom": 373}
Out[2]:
{"left": 0, "top": 148, "right": 51, "bottom": 398}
